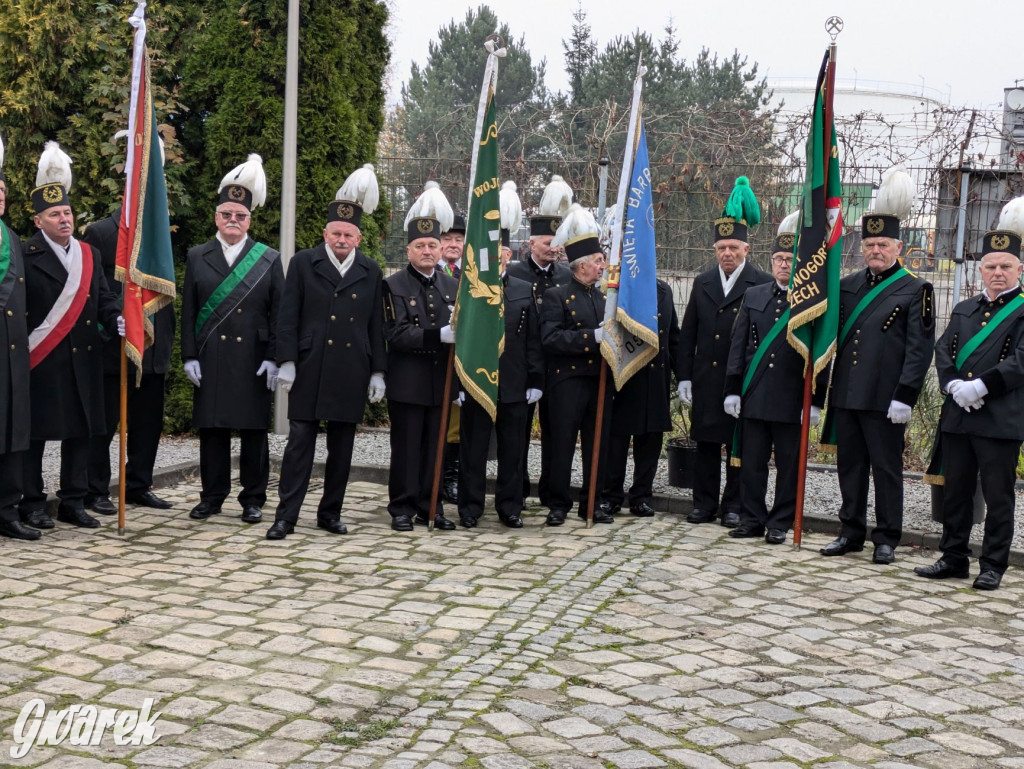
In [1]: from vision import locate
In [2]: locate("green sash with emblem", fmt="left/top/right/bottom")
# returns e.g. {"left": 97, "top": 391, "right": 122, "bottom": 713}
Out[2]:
{"left": 195, "top": 242, "right": 272, "bottom": 351}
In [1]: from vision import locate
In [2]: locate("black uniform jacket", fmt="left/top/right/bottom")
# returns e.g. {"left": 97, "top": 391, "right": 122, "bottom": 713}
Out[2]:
{"left": 0, "top": 226, "right": 30, "bottom": 453}
{"left": 82, "top": 210, "right": 174, "bottom": 376}
{"left": 23, "top": 231, "right": 120, "bottom": 440}
{"left": 540, "top": 277, "right": 605, "bottom": 390}
{"left": 491, "top": 274, "right": 544, "bottom": 404}
{"left": 725, "top": 282, "right": 828, "bottom": 424}
{"left": 935, "top": 287, "right": 1024, "bottom": 441}
{"left": 829, "top": 261, "right": 934, "bottom": 411}
{"left": 507, "top": 257, "right": 571, "bottom": 313}
{"left": 677, "top": 260, "right": 772, "bottom": 443}
{"left": 610, "top": 279, "right": 684, "bottom": 436}
{"left": 383, "top": 264, "right": 458, "bottom": 407}
{"left": 277, "top": 245, "right": 387, "bottom": 423}
{"left": 180, "top": 237, "right": 284, "bottom": 430}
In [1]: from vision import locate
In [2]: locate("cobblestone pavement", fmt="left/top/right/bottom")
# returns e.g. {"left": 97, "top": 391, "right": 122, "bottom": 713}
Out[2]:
{"left": 1, "top": 478, "right": 1023, "bottom": 769}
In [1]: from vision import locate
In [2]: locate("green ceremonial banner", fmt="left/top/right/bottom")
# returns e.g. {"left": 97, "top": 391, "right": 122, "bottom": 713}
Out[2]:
{"left": 453, "top": 88, "right": 504, "bottom": 421}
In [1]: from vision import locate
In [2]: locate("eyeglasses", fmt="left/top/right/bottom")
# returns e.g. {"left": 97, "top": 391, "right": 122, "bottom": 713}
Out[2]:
{"left": 217, "top": 211, "right": 250, "bottom": 221}
{"left": 771, "top": 255, "right": 791, "bottom": 265}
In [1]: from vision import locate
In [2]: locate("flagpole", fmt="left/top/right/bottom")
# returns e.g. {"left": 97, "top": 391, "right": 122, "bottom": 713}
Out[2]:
{"left": 794, "top": 23, "right": 840, "bottom": 549}
{"left": 118, "top": 340, "right": 128, "bottom": 535}
{"left": 428, "top": 347, "right": 457, "bottom": 531}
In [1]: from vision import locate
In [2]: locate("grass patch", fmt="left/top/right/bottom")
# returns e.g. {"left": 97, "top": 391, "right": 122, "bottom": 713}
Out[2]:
{"left": 326, "top": 716, "right": 402, "bottom": 746}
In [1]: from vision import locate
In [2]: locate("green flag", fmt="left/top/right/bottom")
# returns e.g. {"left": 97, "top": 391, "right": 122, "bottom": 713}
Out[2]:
{"left": 453, "top": 86, "right": 504, "bottom": 420}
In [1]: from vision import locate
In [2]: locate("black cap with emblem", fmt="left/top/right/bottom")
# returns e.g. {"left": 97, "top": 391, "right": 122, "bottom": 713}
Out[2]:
{"left": 530, "top": 175, "right": 573, "bottom": 237}
{"left": 31, "top": 141, "right": 73, "bottom": 214}
{"left": 328, "top": 164, "right": 380, "bottom": 229}
{"left": 217, "top": 154, "right": 267, "bottom": 212}
{"left": 861, "top": 166, "right": 913, "bottom": 241}
{"left": 404, "top": 181, "right": 454, "bottom": 243}
{"left": 714, "top": 177, "right": 760, "bottom": 244}
{"left": 982, "top": 196, "right": 1024, "bottom": 257}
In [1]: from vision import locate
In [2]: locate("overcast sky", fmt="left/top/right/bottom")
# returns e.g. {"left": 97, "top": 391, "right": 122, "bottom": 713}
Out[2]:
{"left": 385, "top": 0, "right": 1023, "bottom": 111}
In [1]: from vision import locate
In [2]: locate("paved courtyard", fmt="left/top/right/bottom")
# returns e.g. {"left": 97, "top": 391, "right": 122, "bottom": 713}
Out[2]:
{"left": 1, "top": 477, "right": 1023, "bottom": 769}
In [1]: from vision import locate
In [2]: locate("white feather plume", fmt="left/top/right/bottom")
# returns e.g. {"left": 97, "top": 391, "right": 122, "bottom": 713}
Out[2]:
{"left": 873, "top": 166, "right": 914, "bottom": 222}
{"left": 500, "top": 180, "right": 523, "bottom": 233}
{"left": 538, "top": 175, "right": 573, "bottom": 217}
{"left": 403, "top": 181, "right": 454, "bottom": 232}
{"left": 0, "top": 133, "right": 5, "bottom": 172}
{"left": 336, "top": 163, "right": 379, "bottom": 214}
{"left": 551, "top": 203, "right": 598, "bottom": 249}
{"left": 997, "top": 196, "right": 1024, "bottom": 238}
{"left": 219, "top": 153, "right": 267, "bottom": 209}
{"left": 35, "top": 141, "right": 73, "bottom": 190}
{"left": 777, "top": 210, "right": 800, "bottom": 235}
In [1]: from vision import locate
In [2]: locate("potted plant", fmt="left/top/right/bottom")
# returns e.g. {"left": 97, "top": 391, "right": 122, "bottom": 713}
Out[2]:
{"left": 666, "top": 394, "right": 697, "bottom": 489}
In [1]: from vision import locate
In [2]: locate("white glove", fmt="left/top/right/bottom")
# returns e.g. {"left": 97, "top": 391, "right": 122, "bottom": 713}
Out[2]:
{"left": 594, "top": 328, "right": 604, "bottom": 344}
{"left": 953, "top": 379, "right": 988, "bottom": 411}
{"left": 368, "top": 372, "right": 386, "bottom": 403}
{"left": 184, "top": 359, "right": 202, "bottom": 387}
{"left": 453, "top": 392, "right": 465, "bottom": 406}
{"left": 277, "top": 361, "right": 296, "bottom": 394}
{"left": 677, "top": 380, "right": 692, "bottom": 404}
{"left": 887, "top": 399, "right": 912, "bottom": 424}
{"left": 440, "top": 325, "right": 455, "bottom": 344}
{"left": 946, "top": 379, "right": 965, "bottom": 397}
{"left": 808, "top": 405, "right": 821, "bottom": 426}
{"left": 257, "top": 360, "right": 279, "bottom": 391}
{"left": 526, "top": 388, "right": 543, "bottom": 405}
{"left": 723, "top": 395, "right": 741, "bottom": 418}
{"left": 116, "top": 316, "right": 126, "bottom": 337}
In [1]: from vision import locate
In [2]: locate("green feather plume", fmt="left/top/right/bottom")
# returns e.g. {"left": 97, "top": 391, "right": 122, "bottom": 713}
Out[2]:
{"left": 722, "top": 176, "right": 760, "bottom": 226}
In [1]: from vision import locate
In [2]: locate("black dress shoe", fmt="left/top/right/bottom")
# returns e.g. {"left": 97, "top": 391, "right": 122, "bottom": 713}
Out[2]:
{"left": 21, "top": 509, "right": 55, "bottom": 529}
{"left": 189, "top": 502, "right": 221, "bottom": 520}
{"left": 266, "top": 520, "right": 294, "bottom": 539}
{"left": 873, "top": 544, "right": 896, "bottom": 564}
{"left": 391, "top": 515, "right": 413, "bottom": 532}
{"left": 765, "top": 529, "right": 787, "bottom": 545}
{"left": 820, "top": 536, "right": 864, "bottom": 556}
{"left": 545, "top": 510, "right": 568, "bottom": 527}
{"left": 415, "top": 512, "right": 456, "bottom": 530}
{"left": 89, "top": 496, "right": 117, "bottom": 515}
{"left": 56, "top": 506, "right": 100, "bottom": 529}
{"left": 241, "top": 505, "right": 263, "bottom": 524}
{"left": 500, "top": 514, "right": 523, "bottom": 528}
{"left": 459, "top": 514, "right": 478, "bottom": 528}
{"left": 579, "top": 507, "right": 615, "bottom": 524}
{"left": 598, "top": 501, "right": 621, "bottom": 516}
{"left": 728, "top": 522, "right": 764, "bottom": 538}
{"left": 317, "top": 517, "right": 348, "bottom": 535}
{"left": 0, "top": 519, "right": 42, "bottom": 540}
{"left": 125, "top": 490, "right": 173, "bottom": 510}
{"left": 686, "top": 508, "right": 716, "bottom": 524}
{"left": 973, "top": 570, "right": 1002, "bottom": 590}
{"left": 629, "top": 501, "right": 656, "bottom": 517}
{"left": 720, "top": 511, "right": 741, "bottom": 528}
{"left": 914, "top": 559, "right": 969, "bottom": 580}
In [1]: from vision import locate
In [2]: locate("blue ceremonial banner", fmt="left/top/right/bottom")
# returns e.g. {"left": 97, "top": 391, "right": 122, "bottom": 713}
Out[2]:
{"left": 602, "top": 120, "right": 659, "bottom": 389}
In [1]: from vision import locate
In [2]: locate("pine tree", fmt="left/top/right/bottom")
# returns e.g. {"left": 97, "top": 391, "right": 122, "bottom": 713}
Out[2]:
{"left": 562, "top": 2, "right": 596, "bottom": 106}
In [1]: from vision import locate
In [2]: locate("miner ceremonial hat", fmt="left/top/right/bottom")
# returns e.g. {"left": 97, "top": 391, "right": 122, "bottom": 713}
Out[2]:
{"left": 982, "top": 196, "right": 1024, "bottom": 258}
{"left": 530, "top": 175, "right": 573, "bottom": 237}
{"left": 861, "top": 166, "right": 913, "bottom": 241}
{"left": 449, "top": 213, "right": 467, "bottom": 235}
{"left": 714, "top": 176, "right": 760, "bottom": 243}
{"left": 552, "top": 203, "right": 601, "bottom": 262}
{"left": 499, "top": 181, "right": 523, "bottom": 248}
{"left": 218, "top": 154, "right": 267, "bottom": 211}
{"left": 31, "top": 141, "right": 73, "bottom": 214}
{"left": 0, "top": 132, "right": 6, "bottom": 182}
{"left": 403, "top": 181, "right": 454, "bottom": 243}
{"left": 328, "top": 164, "right": 379, "bottom": 228}
{"left": 773, "top": 210, "right": 800, "bottom": 255}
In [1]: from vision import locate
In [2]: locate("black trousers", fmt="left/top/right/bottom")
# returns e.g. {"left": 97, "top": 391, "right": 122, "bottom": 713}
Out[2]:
{"left": 21, "top": 437, "right": 89, "bottom": 512}
{"left": 198, "top": 428, "right": 268, "bottom": 508}
{"left": 275, "top": 420, "right": 356, "bottom": 525}
{"left": 835, "top": 407, "right": 905, "bottom": 547}
{"left": 88, "top": 371, "right": 165, "bottom": 500}
{"left": 738, "top": 418, "right": 800, "bottom": 531}
{"left": 387, "top": 400, "right": 443, "bottom": 519}
{"left": 521, "top": 396, "right": 553, "bottom": 504}
{"left": 0, "top": 451, "right": 23, "bottom": 523}
{"left": 939, "top": 432, "right": 1020, "bottom": 575}
{"left": 602, "top": 431, "right": 663, "bottom": 508}
{"left": 459, "top": 396, "right": 529, "bottom": 521}
{"left": 546, "top": 376, "right": 612, "bottom": 515}
{"left": 693, "top": 441, "right": 740, "bottom": 515}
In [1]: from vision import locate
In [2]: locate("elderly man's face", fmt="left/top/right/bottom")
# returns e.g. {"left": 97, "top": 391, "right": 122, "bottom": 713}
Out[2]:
{"left": 216, "top": 202, "right": 251, "bottom": 245}
{"left": 440, "top": 231, "right": 464, "bottom": 265}
{"left": 979, "top": 251, "right": 1023, "bottom": 298}
{"left": 500, "top": 245, "right": 513, "bottom": 272}
{"left": 34, "top": 205, "right": 74, "bottom": 247}
{"left": 324, "top": 220, "right": 362, "bottom": 261}
{"left": 861, "top": 237, "right": 902, "bottom": 274}
{"left": 531, "top": 235, "right": 561, "bottom": 266}
{"left": 714, "top": 239, "right": 749, "bottom": 276}
{"left": 573, "top": 252, "right": 606, "bottom": 286}
{"left": 407, "top": 237, "right": 441, "bottom": 273}
{"left": 0, "top": 180, "right": 6, "bottom": 217}
{"left": 771, "top": 252, "right": 792, "bottom": 286}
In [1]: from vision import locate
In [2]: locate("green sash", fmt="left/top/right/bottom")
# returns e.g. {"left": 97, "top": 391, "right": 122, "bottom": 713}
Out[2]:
{"left": 837, "top": 267, "right": 910, "bottom": 348}
{"left": 0, "top": 221, "right": 11, "bottom": 290}
{"left": 194, "top": 242, "right": 269, "bottom": 336}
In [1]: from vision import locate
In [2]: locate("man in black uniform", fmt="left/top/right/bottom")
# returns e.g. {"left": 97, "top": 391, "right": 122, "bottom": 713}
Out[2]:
{"left": 82, "top": 207, "right": 175, "bottom": 514}
{"left": 541, "top": 204, "right": 611, "bottom": 526}
{"left": 677, "top": 178, "right": 771, "bottom": 528}
{"left": 0, "top": 141, "right": 39, "bottom": 540}
{"left": 456, "top": 183, "right": 543, "bottom": 529}
{"left": 384, "top": 182, "right": 459, "bottom": 531}
{"left": 20, "top": 142, "right": 121, "bottom": 530}
{"left": 725, "top": 215, "right": 828, "bottom": 544}
{"left": 180, "top": 154, "right": 283, "bottom": 524}
{"left": 820, "top": 168, "right": 934, "bottom": 564}
{"left": 267, "top": 165, "right": 387, "bottom": 540}
{"left": 600, "top": 279, "right": 682, "bottom": 518}
{"left": 507, "top": 175, "right": 573, "bottom": 505}
{"left": 916, "top": 200, "right": 1024, "bottom": 590}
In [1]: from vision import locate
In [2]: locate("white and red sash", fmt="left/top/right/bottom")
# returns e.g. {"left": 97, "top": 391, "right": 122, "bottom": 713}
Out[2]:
{"left": 28, "top": 239, "right": 93, "bottom": 369}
